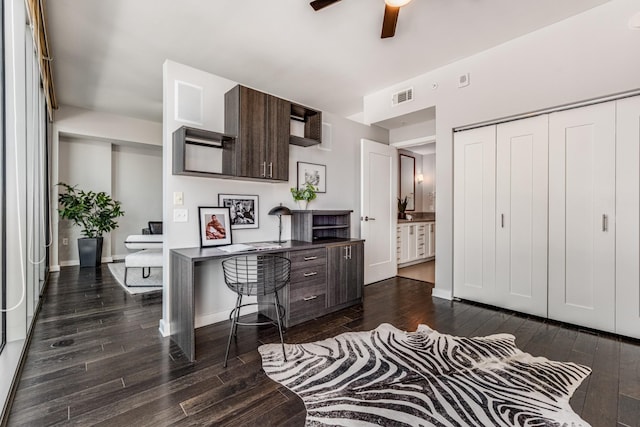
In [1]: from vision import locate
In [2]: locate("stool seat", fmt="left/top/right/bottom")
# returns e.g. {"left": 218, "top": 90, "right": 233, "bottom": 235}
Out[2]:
{"left": 222, "top": 255, "right": 290, "bottom": 367}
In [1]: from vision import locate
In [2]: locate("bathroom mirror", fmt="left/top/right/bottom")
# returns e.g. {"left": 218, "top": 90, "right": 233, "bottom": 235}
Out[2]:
{"left": 399, "top": 154, "right": 415, "bottom": 211}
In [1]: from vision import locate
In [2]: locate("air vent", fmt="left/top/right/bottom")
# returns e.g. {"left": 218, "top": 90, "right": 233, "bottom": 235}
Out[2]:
{"left": 392, "top": 87, "right": 413, "bottom": 106}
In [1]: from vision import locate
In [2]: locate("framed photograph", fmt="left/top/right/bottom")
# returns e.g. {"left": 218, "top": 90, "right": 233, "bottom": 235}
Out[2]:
{"left": 198, "top": 207, "right": 232, "bottom": 247}
{"left": 218, "top": 194, "right": 259, "bottom": 229}
{"left": 297, "top": 161, "right": 326, "bottom": 193}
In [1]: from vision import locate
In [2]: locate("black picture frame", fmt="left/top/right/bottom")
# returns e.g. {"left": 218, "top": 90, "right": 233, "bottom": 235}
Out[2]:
{"left": 217, "top": 194, "right": 259, "bottom": 229}
{"left": 198, "top": 206, "right": 232, "bottom": 247}
{"left": 297, "top": 161, "right": 326, "bottom": 193}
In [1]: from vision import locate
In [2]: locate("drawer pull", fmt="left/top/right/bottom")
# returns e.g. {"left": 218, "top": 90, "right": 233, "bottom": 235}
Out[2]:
{"left": 303, "top": 295, "right": 318, "bottom": 301}
{"left": 303, "top": 271, "right": 318, "bottom": 277}
{"left": 303, "top": 256, "right": 318, "bottom": 261}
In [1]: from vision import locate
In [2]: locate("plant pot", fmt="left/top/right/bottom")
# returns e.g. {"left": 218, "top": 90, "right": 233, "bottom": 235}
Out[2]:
{"left": 78, "top": 237, "right": 103, "bottom": 268}
{"left": 297, "top": 200, "right": 308, "bottom": 210}
{"left": 398, "top": 212, "right": 406, "bottom": 219}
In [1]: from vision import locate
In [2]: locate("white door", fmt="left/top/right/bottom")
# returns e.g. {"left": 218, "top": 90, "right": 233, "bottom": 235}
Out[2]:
{"left": 453, "top": 126, "right": 496, "bottom": 304}
{"left": 495, "top": 115, "right": 548, "bottom": 317}
{"left": 616, "top": 95, "right": 640, "bottom": 338}
{"left": 548, "top": 102, "right": 616, "bottom": 332}
{"left": 361, "top": 139, "right": 397, "bottom": 284}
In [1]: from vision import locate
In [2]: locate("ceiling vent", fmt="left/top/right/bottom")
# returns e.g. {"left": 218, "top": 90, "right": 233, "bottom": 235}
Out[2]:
{"left": 392, "top": 87, "right": 413, "bottom": 106}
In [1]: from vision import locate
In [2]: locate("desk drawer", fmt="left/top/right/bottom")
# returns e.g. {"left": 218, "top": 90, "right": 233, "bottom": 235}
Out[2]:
{"left": 290, "top": 248, "right": 326, "bottom": 269}
{"left": 289, "top": 292, "right": 326, "bottom": 320}
{"left": 290, "top": 267, "right": 326, "bottom": 285}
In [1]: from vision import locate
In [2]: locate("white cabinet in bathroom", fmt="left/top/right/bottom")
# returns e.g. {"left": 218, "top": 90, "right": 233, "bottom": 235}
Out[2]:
{"left": 397, "top": 222, "right": 433, "bottom": 267}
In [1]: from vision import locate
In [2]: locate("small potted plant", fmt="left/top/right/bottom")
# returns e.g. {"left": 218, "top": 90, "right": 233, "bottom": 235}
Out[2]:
{"left": 398, "top": 196, "right": 408, "bottom": 219}
{"left": 290, "top": 182, "right": 317, "bottom": 210}
{"left": 57, "top": 183, "right": 125, "bottom": 267}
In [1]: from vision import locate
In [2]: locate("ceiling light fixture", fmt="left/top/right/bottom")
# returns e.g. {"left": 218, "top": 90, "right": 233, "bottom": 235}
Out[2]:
{"left": 385, "top": 0, "right": 412, "bottom": 6}
{"left": 629, "top": 11, "right": 640, "bottom": 29}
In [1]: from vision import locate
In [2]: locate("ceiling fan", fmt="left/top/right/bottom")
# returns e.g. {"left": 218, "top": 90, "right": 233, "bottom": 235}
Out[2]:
{"left": 310, "top": 0, "right": 413, "bottom": 39}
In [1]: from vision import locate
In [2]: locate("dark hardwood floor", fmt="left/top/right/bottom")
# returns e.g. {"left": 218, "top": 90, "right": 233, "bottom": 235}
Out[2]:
{"left": 6, "top": 265, "right": 640, "bottom": 426}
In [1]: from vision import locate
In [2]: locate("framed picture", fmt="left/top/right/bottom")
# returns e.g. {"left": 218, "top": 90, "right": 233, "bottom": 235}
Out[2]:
{"left": 198, "top": 207, "right": 232, "bottom": 247}
{"left": 218, "top": 194, "right": 259, "bottom": 229}
{"left": 297, "top": 161, "right": 326, "bottom": 193}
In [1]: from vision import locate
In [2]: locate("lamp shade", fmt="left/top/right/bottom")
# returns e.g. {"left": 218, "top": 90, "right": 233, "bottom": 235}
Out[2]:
{"left": 268, "top": 205, "right": 292, "bottom": 216}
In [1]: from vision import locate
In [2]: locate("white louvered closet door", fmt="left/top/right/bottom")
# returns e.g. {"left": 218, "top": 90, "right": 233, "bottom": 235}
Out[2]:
{"left": 495, "top": 115, "right": 548, "bottom": 317}
{"left": 548, "top": 101, "right": 616, "bottom": 332}
{"left": 453, "top": 126, "right": 496, "bottom": 305}
{"left": 615, "top": 95, "right": 640, "bottom": 339}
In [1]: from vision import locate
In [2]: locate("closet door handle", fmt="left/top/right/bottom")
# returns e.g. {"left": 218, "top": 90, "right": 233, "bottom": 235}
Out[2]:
{"left": 602, "top": 214, "right": 608, "bottom": 232}
{"left": 501, "top": 214, "right": 504, "bottom": 228}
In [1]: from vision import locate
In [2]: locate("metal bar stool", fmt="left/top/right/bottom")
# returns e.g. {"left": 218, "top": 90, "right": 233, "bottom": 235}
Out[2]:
{"left": 221, "top": 254, "right": 290, "bottom": 367}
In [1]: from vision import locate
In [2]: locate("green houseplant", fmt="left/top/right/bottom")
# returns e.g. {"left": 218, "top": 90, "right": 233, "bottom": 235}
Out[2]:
{"left": 398, "top": 196, "right": 408, "bottom": 219}
{"left": 57, "top": 182, "right": 125, "bottom": 267}
{"left": 290, "top": 182, "right": 317, "bottom": 210}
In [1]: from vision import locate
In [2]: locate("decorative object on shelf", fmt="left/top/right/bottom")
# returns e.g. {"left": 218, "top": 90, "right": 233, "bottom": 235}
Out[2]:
{"left": 398, "top": 196, "right": 408, "bottom": 219}
{"left": 57, "top": 182, "right": 125, "bottom": 267}
{"left": 290, "top": 182, "right": 317, "bottom": 210}
{"left": 268, "top": 204, "right": 292, "bottom": 243}
{"left": 297, "top": 161, "right": 326, "bottom": 193}
{"left": 198, "top": 207, "right": 232, "bottom": 247}
{"left": 218, "top": 193, "right": 259, "bottom": 229}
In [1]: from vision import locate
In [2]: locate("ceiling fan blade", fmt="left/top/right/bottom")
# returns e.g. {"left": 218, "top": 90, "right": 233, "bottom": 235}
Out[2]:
{"left": 381, "top": 5, "right": 400, "bottom": 38}
{"left": 310, "top": 0, "right": 341, "bottom": 11}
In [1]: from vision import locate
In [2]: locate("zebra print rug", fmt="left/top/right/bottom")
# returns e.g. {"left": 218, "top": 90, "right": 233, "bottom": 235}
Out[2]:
{"left": 258, "top": 323, "right": 591, "bottom": 426}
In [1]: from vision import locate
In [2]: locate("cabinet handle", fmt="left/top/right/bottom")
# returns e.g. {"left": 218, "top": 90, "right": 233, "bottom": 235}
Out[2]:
{"left": 268, "top": 162, "right": 273, "bottom": 178}
{"left": 344, "top": 247, "right": 349, "bottom": 260}
{"left": 303, "top": 271, "right": 318, "bottom": 277}
{"left": 261, "top": 161, "right": 266, "bottom": 177}
{"left": 501, "top": 214, "right": 504, "bottom": 228}
{"left": 348, "top": 246, "right": 352, "bottom": 259}
{"left": 303, "top": 256, "right": 318, "bottom": 261}
{"left": 303, "top": 295, "right": 318, "bottom": 301}
{"left": 409, "top": 226, "right": 414, "bottom": 235}
{"left": 602, "top": 214, "right": 608, "bottom": 232}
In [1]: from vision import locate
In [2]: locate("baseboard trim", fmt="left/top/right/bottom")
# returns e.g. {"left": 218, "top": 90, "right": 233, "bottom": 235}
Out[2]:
{"left": 432, "top": 288, "right": 453, "bottom": 301}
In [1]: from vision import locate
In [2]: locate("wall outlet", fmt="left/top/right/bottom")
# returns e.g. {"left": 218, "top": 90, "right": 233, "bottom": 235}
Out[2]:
{"left": 173, "top": 208, "right": 188, "bottom": 222}
{"left": 62, "top": 238, "right": 69, "bottom": 245}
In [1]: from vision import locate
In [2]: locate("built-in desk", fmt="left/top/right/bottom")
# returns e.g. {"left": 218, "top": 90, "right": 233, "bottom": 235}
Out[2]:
{"left": 170, "top": 238, "right": 364, "bottom": 361}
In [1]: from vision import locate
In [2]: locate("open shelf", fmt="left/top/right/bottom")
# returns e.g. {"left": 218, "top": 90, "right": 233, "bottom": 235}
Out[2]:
{"left": 291, "top": 210, "right": 353, "bottom": 242}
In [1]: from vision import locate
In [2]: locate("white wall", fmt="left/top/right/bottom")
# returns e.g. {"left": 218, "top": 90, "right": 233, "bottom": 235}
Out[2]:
{"left": 161, "top": 60, "right": 387, "bottom": 335}
{"left": 363, "top": 0, "right": 640, "bottom": 300}
{"left": 58, "top": 137, "right": 112, "bottom": 264}
{"left": 112, "top": 144, "right": 163, "bottom": 258}
{"left": 51, "top": 106, "right": 163, "bottom": 269}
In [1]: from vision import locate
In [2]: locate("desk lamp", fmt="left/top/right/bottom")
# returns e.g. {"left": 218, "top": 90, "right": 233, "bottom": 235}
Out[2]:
{"left": 268, "top": 204, "right": 292, "bottom": 244}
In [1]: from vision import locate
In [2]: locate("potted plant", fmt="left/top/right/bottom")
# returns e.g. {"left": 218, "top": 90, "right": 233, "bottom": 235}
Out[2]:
{"left": 57, "top": 183, "right": 125, "bottom": 267}
{"left": 290, "top": 182, "right": 317, "bottom": 210}
{"left": 398, "top": 196, "right": 408, "bottom": 219}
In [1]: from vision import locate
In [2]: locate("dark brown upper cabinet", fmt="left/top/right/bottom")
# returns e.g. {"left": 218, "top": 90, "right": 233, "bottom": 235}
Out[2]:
{"left": 224, "top": 85, "right": 290, "bottom": 181}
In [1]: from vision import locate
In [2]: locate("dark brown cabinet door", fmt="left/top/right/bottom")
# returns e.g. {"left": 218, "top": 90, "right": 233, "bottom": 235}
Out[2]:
{"left": 225, "top": 85, "right": 289, "bottom": 181}
{"left": 327, "top": 242, "right": 364, "bottom": 306}
{"left": 266, "top": 95, "right": 290, "bottom": 180}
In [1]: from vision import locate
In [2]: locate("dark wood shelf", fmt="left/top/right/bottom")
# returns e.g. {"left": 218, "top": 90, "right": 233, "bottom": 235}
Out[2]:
{"left": 172, "top": 126, "right": 236, "bottom": 177}
{"left": 289, "top": 102, "right": 322, "bottom": 147}
{"left": 292, "top": 210, "right": 353, "bottom": 242}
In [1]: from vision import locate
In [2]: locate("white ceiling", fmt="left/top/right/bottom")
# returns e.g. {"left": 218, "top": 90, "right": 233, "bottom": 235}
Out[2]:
{"left": 46, "top": 0, "right": 611, "bottom": 124}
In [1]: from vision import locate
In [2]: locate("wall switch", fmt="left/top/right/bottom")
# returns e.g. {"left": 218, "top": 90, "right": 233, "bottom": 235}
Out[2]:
{"left": 173, "top": 208, "right": 188, "bottom": 222}
{"left": 62, "top": 238, "right": 69, "bottom": 245}
{"left": 173, "top": 191, "right": 184, "bottom": 205}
